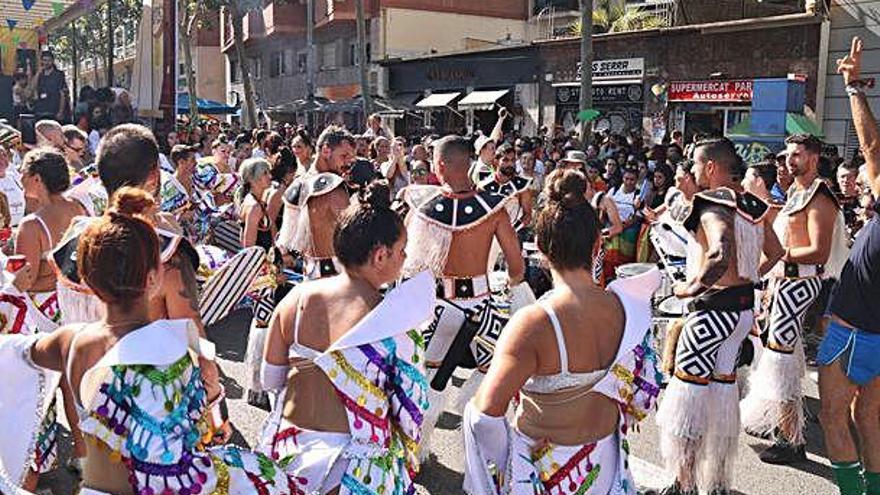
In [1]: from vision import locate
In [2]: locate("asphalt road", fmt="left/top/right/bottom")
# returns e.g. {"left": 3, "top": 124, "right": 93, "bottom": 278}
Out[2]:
{"left": 40, "top": 308, "right": 838, "bottom": 494}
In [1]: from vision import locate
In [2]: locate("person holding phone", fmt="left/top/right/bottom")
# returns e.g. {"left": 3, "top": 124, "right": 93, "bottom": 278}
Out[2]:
{"left": 382, "top": 137, "right": 410, "bottom": 196}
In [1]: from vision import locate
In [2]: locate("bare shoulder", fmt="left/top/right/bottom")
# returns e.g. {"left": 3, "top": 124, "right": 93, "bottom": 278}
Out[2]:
{"left": 499, "top": 302, "right": 553, "bottom": 354}
{"left": 700, "top": 203, "right": 735, "bottom": 224}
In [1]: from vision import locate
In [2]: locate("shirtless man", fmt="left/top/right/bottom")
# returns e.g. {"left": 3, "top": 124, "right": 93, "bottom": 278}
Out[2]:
{"left": 398, "top": 135, "right": 530, "bottom": 456}
{"left": 50, "top": 123, "right": 229, "bottom": 440}
{"left": 741, "top": 133, "right": 844, "bottom": 465}
{"left": 656, "top": 137, "right": 783, "bottom": 495}
{"left": 277, "top": 125, "right": 354, "bottom": 281}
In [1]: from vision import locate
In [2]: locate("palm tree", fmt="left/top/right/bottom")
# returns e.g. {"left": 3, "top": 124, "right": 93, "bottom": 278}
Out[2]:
{"left": 570, "top": 0, "right": 668, "bottom": 35}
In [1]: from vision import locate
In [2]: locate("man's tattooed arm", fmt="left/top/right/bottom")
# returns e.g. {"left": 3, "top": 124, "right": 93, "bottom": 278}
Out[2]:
{"left": 165, "top": 251, "right": 201, "bottom": 322}
{"left": 676, "top": 204, "right": 734, "bottom": 298}
{"left": 164, "top": 251, "right": 223, "bottom": 400}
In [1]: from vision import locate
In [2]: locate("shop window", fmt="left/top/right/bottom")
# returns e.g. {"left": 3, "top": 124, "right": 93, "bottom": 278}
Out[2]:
{"left": 725, "top": 108, "right": 750, "bottom": 135}
{"left": 297, "top": 51, "right": 308, "bottom": 73}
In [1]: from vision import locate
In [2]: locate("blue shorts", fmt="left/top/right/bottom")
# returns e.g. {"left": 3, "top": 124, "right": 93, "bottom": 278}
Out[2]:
{"left": 817, "top": 320, "right": 880, "bottom": 386}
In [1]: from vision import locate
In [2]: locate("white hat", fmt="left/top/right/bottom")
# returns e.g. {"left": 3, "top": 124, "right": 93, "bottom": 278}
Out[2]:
{"left": 474, "top": 135, "right": 493, "bottom": 154}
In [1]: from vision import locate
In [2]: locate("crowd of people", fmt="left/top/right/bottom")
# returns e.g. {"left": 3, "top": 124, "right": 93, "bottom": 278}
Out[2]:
{"left": 0, "top": 36, "right": 876, "bottom": 495}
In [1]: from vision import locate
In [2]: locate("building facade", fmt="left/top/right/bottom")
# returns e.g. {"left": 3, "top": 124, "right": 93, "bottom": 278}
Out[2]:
{"left": 221, "top": 0, "right": 575, "bottom": 129}
{"left": 382, "top": 10, "right": 822, "bottom": 153}
{"left": 821, "top": 1, "right": 880, "bottom": 159}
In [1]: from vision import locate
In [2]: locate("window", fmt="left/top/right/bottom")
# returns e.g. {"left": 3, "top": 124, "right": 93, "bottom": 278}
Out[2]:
{"left": 349, "top": 42, "right": 371, "bottom": 66}
{"left": 269, "top": 50, "right": 289, "bottom": 77}
{"left": 724, "top": 108, "right": 750, "bottom": 134}
{"left": 321, "top": 43, "right": 336, "bottom": 69}
{"left": 533, "top": 0, "right": 578, "bottom": 15}
{"left": 230, "top": 61, "right": 240, "bottom": 83}
{"left": 297, "top": 51, "right": 308, "bottom": 73}
{"left": 250, "top": 57, "right": 262, "bottom": 79}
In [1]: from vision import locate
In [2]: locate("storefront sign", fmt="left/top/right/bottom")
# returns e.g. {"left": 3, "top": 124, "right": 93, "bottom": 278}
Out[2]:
{"left": 576, "top": 58, "right": 645, "bottom": 82}
{"left": 668, "top": 80, "right": 754, "bottom": 103}
{"left": 556, "top": 84, "right": 644, "bottom": 105}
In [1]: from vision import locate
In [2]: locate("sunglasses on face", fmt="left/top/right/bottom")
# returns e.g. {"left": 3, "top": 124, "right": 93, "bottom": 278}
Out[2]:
{"left": 412, "top": 168, "right": 428, "bottom": 177}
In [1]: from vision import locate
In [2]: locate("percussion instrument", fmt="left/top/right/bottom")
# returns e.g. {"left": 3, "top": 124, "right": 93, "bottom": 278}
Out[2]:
{"left": 616, "top": 263, "right": 656, "bottom": 280}
{"left": 650, "top": 219, "right": 690, "bottom": 259}
{"left": 657, "top": 295, "right": 689, "bottom": 318}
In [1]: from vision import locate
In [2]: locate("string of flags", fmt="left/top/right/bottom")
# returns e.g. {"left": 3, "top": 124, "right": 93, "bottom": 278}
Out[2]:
{"left": 6, "top": 0, "right": 76, "bottom": 31}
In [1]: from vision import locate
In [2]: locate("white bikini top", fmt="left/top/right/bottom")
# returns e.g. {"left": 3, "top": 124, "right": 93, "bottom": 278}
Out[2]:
{"left": 521, "top": 301, "right": 608, "bottom": 394}
{"left": 25, "top": 214, "right": 55, "bottom": 261}
{"left": 288, "top": 300, "right": 322, "bottom": 362}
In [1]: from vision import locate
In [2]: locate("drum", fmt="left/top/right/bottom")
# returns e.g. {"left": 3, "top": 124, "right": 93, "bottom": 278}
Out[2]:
{"left": 650, "top": 219, "right": 690, "bottom": 259}
{"left": 657, "top": 295, "right": 689, "bottom": 318}
{"left": 616, "top": 263, "right": 656, "bottom": 280}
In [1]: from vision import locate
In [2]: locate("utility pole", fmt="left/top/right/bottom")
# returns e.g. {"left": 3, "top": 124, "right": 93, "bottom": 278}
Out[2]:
{"left": 355, "top": 0, "right": 372, "bottom": 120}
{"left": 306, "top": 0, "right": 315, "bottom": 130}
{"left": 106, "top": 0, "right": 114, "bottom": 87}
{"left": 579, "top": 0, "right": 593, "bottom": 147}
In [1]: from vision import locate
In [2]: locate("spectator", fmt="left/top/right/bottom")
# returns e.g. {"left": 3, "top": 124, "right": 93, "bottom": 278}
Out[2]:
{"left": 35, "top": 120, "right": 65, "bottom": 151}
{"left": 61, "top": 125, "right": 89, "bottom": 171}
{"left": 31, "top": 51, "right": 67, "bottom": 122}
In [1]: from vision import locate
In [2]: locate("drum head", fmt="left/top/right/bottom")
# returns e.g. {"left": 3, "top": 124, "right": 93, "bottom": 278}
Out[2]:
{"left": 657, "top": 295, "right": 689, "bottom": 317}
{"left": 616, "top": 263, "right": 656, "bottom": 279}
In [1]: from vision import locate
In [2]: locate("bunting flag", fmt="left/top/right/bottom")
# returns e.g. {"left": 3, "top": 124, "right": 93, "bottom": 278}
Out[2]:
{"left": 12, "top": 34, "right": 20, "bottom": 47}
{"left": 22, "top": 0, "right": 37, "bottom": 11}
{"left": 6, "top": 20, "right": 17, "bottom": 31}
{"left": 51, "top": 1, "right": 65, "bottom": 15}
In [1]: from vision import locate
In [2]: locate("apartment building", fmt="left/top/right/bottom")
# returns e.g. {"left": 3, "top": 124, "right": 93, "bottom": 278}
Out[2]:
{"left": 221, "top": 0, "right": 568, "bottom": 126}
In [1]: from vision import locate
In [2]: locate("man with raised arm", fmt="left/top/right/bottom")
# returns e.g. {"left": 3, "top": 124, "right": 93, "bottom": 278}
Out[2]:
{"left": 818, "top": 36, "right": 880, "bottom": 495}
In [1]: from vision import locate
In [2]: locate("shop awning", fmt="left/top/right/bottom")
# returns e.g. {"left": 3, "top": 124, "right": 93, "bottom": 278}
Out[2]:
{"left": 727, "top": 112, "right": 823, "bottom": 138}
{"left": 457, "top": 89, "right": 509, "bottom": 111}
{"left": 415, "top": 92, "right": 461, "bottom": 109}
{"left": 176, "top": 94, "right": 239, "bottom": 115}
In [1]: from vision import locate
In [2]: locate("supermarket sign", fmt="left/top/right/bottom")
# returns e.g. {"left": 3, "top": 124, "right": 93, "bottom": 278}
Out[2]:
{"left": 668, "top": 80, "right": 754, "bottom": 103}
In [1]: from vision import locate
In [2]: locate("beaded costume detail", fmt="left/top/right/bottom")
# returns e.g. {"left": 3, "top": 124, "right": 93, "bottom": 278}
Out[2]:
{"left": 78, "top": 319, "right": 295, "bottom": 494}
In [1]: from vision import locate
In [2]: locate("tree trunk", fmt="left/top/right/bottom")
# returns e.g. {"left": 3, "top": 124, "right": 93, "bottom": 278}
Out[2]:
{"left": 355, "top": 0, "right": 371, "bottom": 120}
{"left": 579, "top": 0, "right": 593, "bottom": 147}
{"left": 106, "top": 0, "right": 115, "bottom": 87}
{"left": 229, "top": 1, "right": 257, "bottom": 128}
{"left": 180, "top": 0, "right": 199, "bottom": 125}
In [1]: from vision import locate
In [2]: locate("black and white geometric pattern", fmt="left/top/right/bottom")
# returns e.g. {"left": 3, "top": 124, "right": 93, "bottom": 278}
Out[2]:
{"left": 675, "top": 309, "right": 741, "bottom": 380}
{"left": 252, "top": 285, "right": 277, "bottom": 327}
{"left": 767, "top": 277, "right": 822, "bottom": 353}
{"left": 422, "top": 304, "right": 446, "bottom": 350}
{"left": 471, "top": 300, "right": 509, "bottom": 369}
